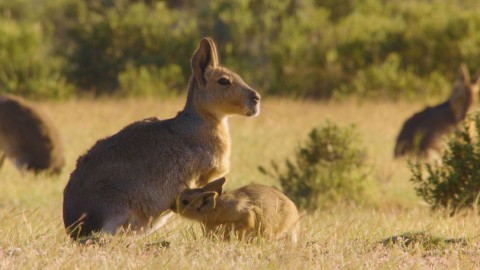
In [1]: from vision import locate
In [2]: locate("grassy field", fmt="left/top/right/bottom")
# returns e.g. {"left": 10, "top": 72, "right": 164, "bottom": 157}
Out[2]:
{"left": 1, "top": 97, "right": 480, "bottom": 269}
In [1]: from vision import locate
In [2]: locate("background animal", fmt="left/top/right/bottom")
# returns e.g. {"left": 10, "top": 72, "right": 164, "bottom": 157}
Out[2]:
{"left": 0, "top": 94, "right": 65, "bottom": 174}
{"left": 394, "top": 65, "right": 480, "bottom": 160}
{"left": 174, "top": 177, "right": 300, "bottom": 243}
{"left": 62, "top": 37, "right": 261, "bottom": 240}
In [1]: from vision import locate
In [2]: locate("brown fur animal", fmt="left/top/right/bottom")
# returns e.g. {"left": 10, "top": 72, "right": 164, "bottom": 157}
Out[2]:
{"left": 62, "top": 38, "right": 261, "bottom": 239}
{"left": 0, "top": 94, "right": 65, "bottom": 174}
{"left": 174, "top": 178, "right": 300, "bottom": 243}
{"left": 394, "top": 65, "right": 480, "bottom": 160}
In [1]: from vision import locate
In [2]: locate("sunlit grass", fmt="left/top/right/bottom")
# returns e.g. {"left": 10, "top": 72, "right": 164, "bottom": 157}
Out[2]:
{"left": 1, "top": 97, "right": 479, "bottom": 269}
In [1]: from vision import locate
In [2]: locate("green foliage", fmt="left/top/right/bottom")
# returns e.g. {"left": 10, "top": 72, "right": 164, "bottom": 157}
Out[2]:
{"left": 259, "top": 121, "right": 373, "bottom": 210}
{"left": 0, "top": 18, "right": 72, "bottom": 99}
{"left": 341, "top": 54, "right": 450, "bottom": 100}
{"left": 65, "top": 1, "right": 197, "bottom": 94}
{"left": 410, "top": 113, "right": 480, "bottom": 214}
{"left": 331, "top": 0, "right": 480, "bottom": 99}
{"left": 1, "top": 0, "right": 480, "bottom": 99}
{"left": 118, "top": 64, "right": 184, "bottom": 97}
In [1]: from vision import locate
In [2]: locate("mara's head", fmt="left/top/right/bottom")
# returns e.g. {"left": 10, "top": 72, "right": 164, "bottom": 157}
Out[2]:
{"left": 449, "top": 64, "right": 480, "bottom": 122}
{"left": 174, "top": 177, "right": 226, "bottom": 220}
{"left": 188, "top": 38, "right": 260, "bottom": 119}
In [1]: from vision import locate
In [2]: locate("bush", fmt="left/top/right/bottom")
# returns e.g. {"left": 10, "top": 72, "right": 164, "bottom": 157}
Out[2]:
{"left": 259, "top": 121, "right": 374, "bottom": 210}
{"left": 267, "top": 6, "right": 340, "bottom": 98}
{"left": 64, "top": 1, "right": 197, "bottom": 94}
{"left": 338, "top": 54, "right": 450, "bottom": 100}
{"left": 0, "top": 19, "right": 72, "bottom": 99}
{"left": 410, "top": 113, "right": 480, "bottom": 214}
{"left": 331, "top": 0, "right": 480, "bottom": 99}
{"left": 118, "top": 64, "right": 184, "bottom": 97}
{"left": 2, "top": 0, "right": 480, "bottom": 99}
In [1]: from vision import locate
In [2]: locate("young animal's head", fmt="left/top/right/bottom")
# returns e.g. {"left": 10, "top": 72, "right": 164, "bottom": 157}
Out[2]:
{"left": 449, "top": 65, "right": 480, "bottom": 122}
{"left": 174, "top": 177, "right": 226, "bottom": 220}
{"left": 187, "top": 38, "right": 261, "bottom": 120}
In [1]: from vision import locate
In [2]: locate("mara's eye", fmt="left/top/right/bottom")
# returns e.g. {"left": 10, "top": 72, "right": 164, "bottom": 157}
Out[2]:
{"left": 181, "top": 199, "right": 189, "bottom": 206}
{"left": 217, "top": 77, "right": 231, "bottom": 86}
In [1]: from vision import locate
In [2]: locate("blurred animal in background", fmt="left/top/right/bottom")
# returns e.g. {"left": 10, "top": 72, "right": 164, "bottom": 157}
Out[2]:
{"left": 0, "top": 94, "right": 65, "bottom": 174}
{"left": 394, "top": 65, "right": 480, "bottom": 160}
{"left": 173, "top": 177, "right": 300, "bottom": 243}
{"left": 62, "top": 37, "right": 261, "bottom": 240}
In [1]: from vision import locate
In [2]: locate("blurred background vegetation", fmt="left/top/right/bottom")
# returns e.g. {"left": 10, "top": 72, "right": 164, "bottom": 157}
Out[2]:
{"left": 0, "top": 0, "right": 479, "bottom": 99}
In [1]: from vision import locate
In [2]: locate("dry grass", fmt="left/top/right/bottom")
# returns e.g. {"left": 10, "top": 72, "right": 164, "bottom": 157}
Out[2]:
{"left": 1, "top": 97, "right": 480, "bottom": 269}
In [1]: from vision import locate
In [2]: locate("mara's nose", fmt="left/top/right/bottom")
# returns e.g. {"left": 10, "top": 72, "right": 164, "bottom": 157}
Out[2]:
{"left": 250, "top": 91, "right": 261, "bottom": 102}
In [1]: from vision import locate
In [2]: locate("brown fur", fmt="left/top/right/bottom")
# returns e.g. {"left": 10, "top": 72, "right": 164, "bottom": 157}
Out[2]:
{"left": 0, "top": 94, "right": 65, "bottom": 174}
{"left": 62, "top": 38, "right": 261, "bottom": 239}
{"left": 394, "top": 65, "right": 480, "bottom": 160}
{"left": 174, "top": 178, "right": 300, "bottom": 243}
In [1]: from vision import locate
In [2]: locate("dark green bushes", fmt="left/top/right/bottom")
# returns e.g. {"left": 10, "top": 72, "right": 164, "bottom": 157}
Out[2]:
{"left": 0, "top": 0, "right": 479, "bottom": 99}
{"left": 0, "top": 18, "right": 72, "bottom": 98}
{"left": 411, "top": 113, "right": 480, "bottom": 214}
{"left": 259, "top": 121, "right": 374, "bottom": 210}
{"left": 66, "top": 2, "right": 197, "bottom": 94}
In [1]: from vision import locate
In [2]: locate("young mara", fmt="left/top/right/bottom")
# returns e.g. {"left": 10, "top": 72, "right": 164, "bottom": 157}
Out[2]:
{"left": 174, "top": 177, "right": 300, "bottom": 243}
{"left": 394, "top": 65, "right": 479, "bottom": 160}
{"left": 0, "top": 94, "right": 65, "bottom": 174}
{"left": 63, "top": 38, "right": 261, "bottom": 239}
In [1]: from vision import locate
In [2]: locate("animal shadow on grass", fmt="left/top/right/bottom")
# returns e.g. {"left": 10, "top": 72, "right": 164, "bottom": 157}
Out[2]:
{"left": 379, "top": 231, "right": 468, "bottom": 255}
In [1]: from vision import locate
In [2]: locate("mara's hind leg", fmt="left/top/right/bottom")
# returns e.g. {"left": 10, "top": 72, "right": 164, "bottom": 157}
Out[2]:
{"left": 66, "top": 207, "right": 130, "bottom": 240}
{"left": 101, "top": 211, "right": 131, "bottom": 235}
{"left": 14, "top": 157, "right": 28, "bottom": 176}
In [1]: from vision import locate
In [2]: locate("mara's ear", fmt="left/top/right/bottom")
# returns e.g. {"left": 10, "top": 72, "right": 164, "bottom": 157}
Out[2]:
{"left": 202, "top": 177, "right": 226, "bottom": 194}
{"left": 456, "top": 64, "right": 471, "bottom": 84}
{"left": 191, "top": 37, "right": 219, "bottom": 87}
{"left": 470, "top": 70, "right": 480, "bottom": 98}
{"left": 201, "top": 191, "right": 218, "bottom": 211}
{"left": 472, "top": 69, "right": 480, "bottom": 85}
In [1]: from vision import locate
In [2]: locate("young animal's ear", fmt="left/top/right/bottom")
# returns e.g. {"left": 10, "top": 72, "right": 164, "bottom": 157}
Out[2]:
{"left": 191, "top": 37, "right": 219, "bottom": 87}
{"left": 456, "top": 64, "right": 471, "bottom": 84}
{"left": 170, "top": 199, "right": 178, "bottom": 213}
{"left": 202, "top": 177, "right": 226, "bottom": 194}
{"left": 201, "top": 191, "right": 218, "bottom": 211}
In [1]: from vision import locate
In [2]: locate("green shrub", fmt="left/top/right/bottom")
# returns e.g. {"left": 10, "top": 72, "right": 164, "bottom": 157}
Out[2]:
{"left": 331, "top": 0, "right": 480, "bottom": 100}
{"left": 410, "top": 113, "right": 480, "bottom": 214}
{"left": 1, "top": 0, "right": 480, "bottom": 99}
{"left": 313, "top": 0, "right": 355, "bottom": 22}
{"left": 259, "top": 121, "right": 374, "bottom": 210}
{"left": 338, "top": 54, "right": 450, "bottom": 100}
{"left": 118, "top": 63, "right": 184, "bottom": 97}
{"left": 196, "top": 0, "right": 304, "bottom": 95}
{"left": 0, "top": 19, "right": 72, "bottom": 99}
{"left": 267, "top": 6, "right": 340, "bottom": 98}
{"left": 65, "top": 1, "right": 197, "bottom": 94}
